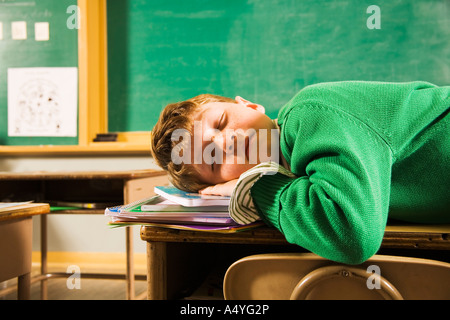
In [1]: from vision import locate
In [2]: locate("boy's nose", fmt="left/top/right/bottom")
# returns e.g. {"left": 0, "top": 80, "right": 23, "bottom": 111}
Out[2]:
{"left": 213, "top": 132, "right": 236, "bottom": 154}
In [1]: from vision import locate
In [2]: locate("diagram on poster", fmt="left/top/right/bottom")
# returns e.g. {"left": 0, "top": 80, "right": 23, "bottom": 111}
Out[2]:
{"left": 8, "top": 67, "right": 78, "bottom": 137}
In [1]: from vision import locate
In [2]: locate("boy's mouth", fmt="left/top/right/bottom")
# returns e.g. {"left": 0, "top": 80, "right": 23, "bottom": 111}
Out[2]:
{"left": 245, "top": 132, "right": 257, "bottom": 163}
{"left": 245, "top": 135, "right": 250, "bottom": 160}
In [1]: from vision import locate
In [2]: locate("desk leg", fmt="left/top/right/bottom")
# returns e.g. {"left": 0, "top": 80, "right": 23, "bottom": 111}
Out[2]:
{"left": 40, "top": 214, "right": 48, "bottom": 300}
{"left": 146, "top": 241, "right": 166, "bottom": 300}
{"left": 18, "top": 272, "right": 31, "bottom": 300}
{"left": 126, "top": 226, "right": 135, "bottom": 300}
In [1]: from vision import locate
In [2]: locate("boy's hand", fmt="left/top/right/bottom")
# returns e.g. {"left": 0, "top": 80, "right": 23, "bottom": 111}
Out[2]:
{"left": 199, "top": 179, "right": 238, "bottom": 197}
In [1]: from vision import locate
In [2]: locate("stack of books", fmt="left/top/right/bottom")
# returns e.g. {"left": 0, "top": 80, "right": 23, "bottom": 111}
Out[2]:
{"left": 105, "top": 186, "right": 262, "bottom": 233}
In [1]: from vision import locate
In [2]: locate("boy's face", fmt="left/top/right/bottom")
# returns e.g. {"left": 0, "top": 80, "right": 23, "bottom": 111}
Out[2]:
{"left": 189, "top": 97, "right": 278, "bottom": 185}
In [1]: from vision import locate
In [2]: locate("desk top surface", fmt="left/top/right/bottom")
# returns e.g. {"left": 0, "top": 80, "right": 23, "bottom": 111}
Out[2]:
{"left": 0, "top": 169, "right": 166, "bottom": 180}
{"left": 0, "top": 203, "right": 50, "bottom": 222}
{"left": 141, "top": 223, "right": 450, "bottom": 250}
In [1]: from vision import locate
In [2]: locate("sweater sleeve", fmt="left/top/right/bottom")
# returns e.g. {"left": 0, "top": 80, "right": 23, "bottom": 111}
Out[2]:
{"left": 229, "top": 161, "right": 296, "bottom": 224}
{"left": 250, "top": 104, "right": 393, "bottom": 264}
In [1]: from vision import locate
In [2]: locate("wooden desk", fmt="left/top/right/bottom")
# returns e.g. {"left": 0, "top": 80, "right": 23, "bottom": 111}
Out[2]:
{"left": 0, "top": 169, "right": 168, "bottom": 300}
{"left": 140, "top": 223, "right": 450, "bottom": 300}
{"left": 0, "top": 203, "right": 50, "bottom": 300}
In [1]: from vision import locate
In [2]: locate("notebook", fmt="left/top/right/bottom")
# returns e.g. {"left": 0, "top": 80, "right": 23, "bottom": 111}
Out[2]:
{"left": 154, "top": 186, "right": 230, "bottom": 207}
{"left": 104, "top": 187, "right": 261, "bottom": 232}
{"left": 105, "top": 195, "right": 232, "bottom": 225}
{"left": 105, "top": 195, "right": 228, "bottom": 215}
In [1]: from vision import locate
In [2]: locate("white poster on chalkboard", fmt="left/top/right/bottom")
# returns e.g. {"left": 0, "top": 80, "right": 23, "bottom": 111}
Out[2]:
{"left": 7, "top": 67, "right": 78, "bottom": 137}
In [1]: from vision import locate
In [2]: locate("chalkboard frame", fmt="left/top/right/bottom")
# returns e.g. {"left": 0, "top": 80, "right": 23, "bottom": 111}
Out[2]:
{"left": 0, "top": 0, "right": 150, "bottom": 156}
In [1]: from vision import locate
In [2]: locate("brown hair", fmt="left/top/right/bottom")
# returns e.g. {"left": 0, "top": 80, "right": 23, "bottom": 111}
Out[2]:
{"left": 150, "top": 94, "right": 236, "bottom": 192}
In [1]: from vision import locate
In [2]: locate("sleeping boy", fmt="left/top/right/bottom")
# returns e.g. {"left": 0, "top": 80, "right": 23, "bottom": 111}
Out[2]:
{"left": 150, "top": 81, "right": 450, "bottom": 264}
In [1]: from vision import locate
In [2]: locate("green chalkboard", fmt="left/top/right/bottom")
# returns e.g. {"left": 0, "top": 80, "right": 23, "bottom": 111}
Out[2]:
{"left": 0, "top": 0, "right": 78, "bottom": 146}
{"left": 107, "top": 0, "right": 450, "bottom": 133}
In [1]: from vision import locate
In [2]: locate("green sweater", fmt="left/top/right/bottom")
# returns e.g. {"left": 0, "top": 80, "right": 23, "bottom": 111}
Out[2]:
{"left": 251, "top": 81, "right": 450, "bottom": 264}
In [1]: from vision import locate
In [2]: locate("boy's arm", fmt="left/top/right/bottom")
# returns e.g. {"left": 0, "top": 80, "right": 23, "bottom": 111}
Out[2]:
{"left": 251, "top": 104, "right": 393, "bottom": 264}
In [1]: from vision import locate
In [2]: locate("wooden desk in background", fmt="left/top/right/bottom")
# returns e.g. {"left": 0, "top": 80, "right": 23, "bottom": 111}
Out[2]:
{"left": 0, "top": 169, "right": 168, "bottom": 300}
{"left": 0, "top": 203, "right": 50, "bottom": 300}
{"left": 141, "top": 223, "right": 450, "bottom": 300}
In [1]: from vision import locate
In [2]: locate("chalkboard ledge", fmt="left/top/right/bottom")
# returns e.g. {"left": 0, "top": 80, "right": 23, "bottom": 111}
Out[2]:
{"left": 0, "top": 132, "right": 151, "bottom": 156}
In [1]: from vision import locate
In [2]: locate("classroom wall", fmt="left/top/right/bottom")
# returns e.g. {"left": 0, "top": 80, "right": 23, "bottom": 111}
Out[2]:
{"left": 0, "top": 155, "right": 161, "bottom": 254}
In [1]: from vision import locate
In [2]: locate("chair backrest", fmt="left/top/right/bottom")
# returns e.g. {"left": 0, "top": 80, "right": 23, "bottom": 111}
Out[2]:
{"left": 223, "top": 253, "right": 450, "bottom": 300}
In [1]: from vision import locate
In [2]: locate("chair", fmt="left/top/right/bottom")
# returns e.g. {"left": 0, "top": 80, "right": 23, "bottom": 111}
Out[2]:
{"left": 223, "top": 253, "right": 450, "bottom": 300}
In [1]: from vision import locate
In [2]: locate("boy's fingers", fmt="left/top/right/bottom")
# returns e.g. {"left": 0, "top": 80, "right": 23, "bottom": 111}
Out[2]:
{"left": 199, "top": 186, "right": 214, "bottom": 194}
{"left": 199, "top": 185, "right": 224, "bottom": 196}
{"left": 198, "top": 179, "right": 238, "bottom": 196}
{"left": 198, "top": 188, "right": 207, "bottom": 194}
{"left": 199, "top": 179, "right": 238, "bottom": 196}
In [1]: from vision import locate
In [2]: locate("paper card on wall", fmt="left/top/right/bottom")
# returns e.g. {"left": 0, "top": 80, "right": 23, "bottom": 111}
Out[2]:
{"left": 8, "top": 67, "right": 78, "bottom": 137}
{"left": 35, "top": 22, "right": 49, "bottom": 41}
{"left": 11, "top": 21, "right": 27, "bottom": 40}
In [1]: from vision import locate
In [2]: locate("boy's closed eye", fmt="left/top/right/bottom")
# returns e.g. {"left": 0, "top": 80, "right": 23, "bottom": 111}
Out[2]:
{"left": 211, "top": 112, "right": 225, "bottom": 173}
{"left": 217, "top": 112, "right": 225, "bottom": 129}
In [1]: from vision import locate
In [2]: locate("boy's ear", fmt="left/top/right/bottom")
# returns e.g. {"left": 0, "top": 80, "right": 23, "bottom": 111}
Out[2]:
{"left": 235, "top": 96, "right": 265, "bottom": 114}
